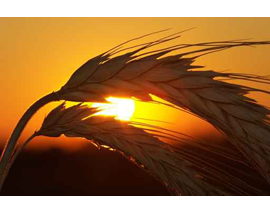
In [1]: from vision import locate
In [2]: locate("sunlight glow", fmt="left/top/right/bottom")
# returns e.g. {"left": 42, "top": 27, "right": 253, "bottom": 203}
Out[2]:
{"left": 92, "top": 97, "right": 135, "bottom": 121}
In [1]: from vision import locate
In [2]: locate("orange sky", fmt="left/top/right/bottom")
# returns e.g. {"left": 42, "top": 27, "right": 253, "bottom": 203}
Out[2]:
{"left": 0, "top": 17, "right": 270, "bottom": 149}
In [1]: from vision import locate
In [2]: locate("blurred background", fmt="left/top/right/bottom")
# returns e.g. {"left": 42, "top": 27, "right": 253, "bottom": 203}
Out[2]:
{"left": 0, "top": 18, "right": 270, "bottom": 195}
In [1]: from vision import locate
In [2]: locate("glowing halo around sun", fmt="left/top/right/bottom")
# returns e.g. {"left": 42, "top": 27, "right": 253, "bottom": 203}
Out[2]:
{"left": 92, "top": 97, "right": 135, "bottom": 121}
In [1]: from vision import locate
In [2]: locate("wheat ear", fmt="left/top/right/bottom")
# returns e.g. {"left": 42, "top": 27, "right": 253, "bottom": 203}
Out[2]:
{"left": 57, "top": 32, "right": 270, "bottom": 182}
{"left": 25, "top": 103, "right": 268, "bottom": 195}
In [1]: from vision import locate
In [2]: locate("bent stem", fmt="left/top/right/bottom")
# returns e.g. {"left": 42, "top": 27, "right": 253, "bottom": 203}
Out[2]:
{"left": 0, "top": 133, "right": 37, "bottom": 191}
{"left": 0, "top": 92, "right": 59, "bottom": 190}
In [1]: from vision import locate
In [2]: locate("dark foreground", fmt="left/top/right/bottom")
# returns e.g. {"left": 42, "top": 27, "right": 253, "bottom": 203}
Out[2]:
{"left": 1, "top": 137, "right": 270, "bottom": 196}
{"left": 0, "top": 139, "right": 169, "bottom": 196}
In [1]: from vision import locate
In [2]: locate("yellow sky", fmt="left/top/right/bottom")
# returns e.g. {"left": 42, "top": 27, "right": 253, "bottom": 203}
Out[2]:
{"left": 0, "top": 17, "right": 270, "bottom": 149}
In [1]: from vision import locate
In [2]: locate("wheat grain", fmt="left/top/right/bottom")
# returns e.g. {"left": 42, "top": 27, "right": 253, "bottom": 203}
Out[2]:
{"left": 32, "top": 103, "right": 268, "bottom": 195}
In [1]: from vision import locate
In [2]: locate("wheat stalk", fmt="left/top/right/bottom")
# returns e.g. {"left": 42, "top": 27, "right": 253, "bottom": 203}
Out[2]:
{"left": 1, "top": 29, "right": 270, "bottom": 193}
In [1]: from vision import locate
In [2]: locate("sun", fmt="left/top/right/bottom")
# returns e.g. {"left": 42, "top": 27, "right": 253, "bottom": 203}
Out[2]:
{"left": 92, "top": 97, "right": 135, "bottom": 121}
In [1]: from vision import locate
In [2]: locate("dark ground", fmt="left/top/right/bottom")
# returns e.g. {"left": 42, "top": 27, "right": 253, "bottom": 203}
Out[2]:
{"left": 0, "top": 140, "right": 169, "bottom": 196}
{"left": 1, "top": 136, "right": 270, "bottom": 196}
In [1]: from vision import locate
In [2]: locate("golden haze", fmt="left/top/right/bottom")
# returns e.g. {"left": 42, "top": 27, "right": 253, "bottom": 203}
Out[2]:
{"left": 0, "top": 18, "right": 270, "bottom": 149}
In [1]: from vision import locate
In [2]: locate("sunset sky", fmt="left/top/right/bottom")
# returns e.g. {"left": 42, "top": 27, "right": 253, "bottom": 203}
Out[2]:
{"left": 1, "top": 17, "right": 270, "bottom": 150}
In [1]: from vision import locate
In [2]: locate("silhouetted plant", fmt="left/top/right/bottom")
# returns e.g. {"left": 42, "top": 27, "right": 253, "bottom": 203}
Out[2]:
{"left": 1, "top": 29, "right": 269, "bottom": 195}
